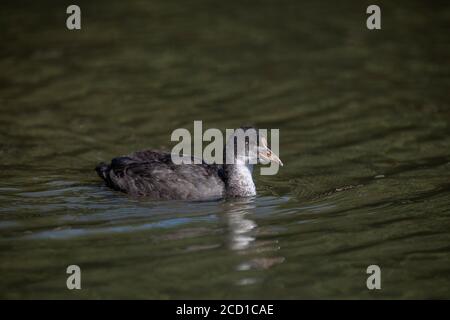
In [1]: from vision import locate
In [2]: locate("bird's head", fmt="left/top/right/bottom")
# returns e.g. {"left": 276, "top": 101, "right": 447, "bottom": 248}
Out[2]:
{"left": 225, "top": 127, "right": 283, "bottom": 167}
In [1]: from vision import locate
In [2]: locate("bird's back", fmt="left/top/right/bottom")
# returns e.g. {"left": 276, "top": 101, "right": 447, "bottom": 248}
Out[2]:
{"left": 96, "top": 150, "right": 225, "bottom": 200}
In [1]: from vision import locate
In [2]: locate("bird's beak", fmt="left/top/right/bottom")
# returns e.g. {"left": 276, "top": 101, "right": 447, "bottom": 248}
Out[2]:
{"left": 258, "top": 137, "right": 283, "bottom": 166}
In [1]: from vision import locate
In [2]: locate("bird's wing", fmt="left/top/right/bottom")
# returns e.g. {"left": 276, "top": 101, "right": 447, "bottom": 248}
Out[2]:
{"left": 103, "top": 151, "right": 225, "bottom": 199}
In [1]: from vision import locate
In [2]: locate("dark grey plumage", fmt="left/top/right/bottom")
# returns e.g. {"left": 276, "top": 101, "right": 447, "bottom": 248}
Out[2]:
{"left": 96, "top": 150, "right": 226, "bottom": 200}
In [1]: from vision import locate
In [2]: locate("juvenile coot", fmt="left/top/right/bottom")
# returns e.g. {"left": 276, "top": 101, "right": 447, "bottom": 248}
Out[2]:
{"left": 95, "top": 127, "right": 282, "bottom": 200}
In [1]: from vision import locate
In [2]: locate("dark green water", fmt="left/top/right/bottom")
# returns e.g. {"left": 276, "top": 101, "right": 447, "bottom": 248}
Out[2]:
{"left": 0, "top": 0, "right": 449, "bottom": 299}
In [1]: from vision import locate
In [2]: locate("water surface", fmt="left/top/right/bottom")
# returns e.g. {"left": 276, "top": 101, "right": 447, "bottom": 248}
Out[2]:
{"left": 0, "top": 0, "right": 449, "bottom": 299}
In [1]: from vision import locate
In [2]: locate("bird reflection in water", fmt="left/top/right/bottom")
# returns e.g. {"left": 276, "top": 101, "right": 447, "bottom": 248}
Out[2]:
{"left": 221, "top": 198, "right": 285, "bottom": 285}
{"left": 224, "top": 198, "right": 257, "bottom": 251}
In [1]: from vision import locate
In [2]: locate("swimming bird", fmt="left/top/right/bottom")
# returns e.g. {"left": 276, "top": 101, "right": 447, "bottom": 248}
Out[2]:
{"left": 95, "top": 127, "right": 282, "bottom": 200}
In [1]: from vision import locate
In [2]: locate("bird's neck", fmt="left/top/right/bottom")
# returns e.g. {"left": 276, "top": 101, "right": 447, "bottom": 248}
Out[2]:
{"left": 224, "top": 161, "right": 256, "bottom": 197}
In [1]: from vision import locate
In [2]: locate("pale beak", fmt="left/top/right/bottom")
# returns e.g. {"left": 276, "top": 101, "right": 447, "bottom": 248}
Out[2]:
{"left": 258, "top": 137, "right": 283, "bottom": 166}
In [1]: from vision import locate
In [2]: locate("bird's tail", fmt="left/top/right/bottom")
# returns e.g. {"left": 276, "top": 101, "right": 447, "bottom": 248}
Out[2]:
{"left": 95, "top": 162, "right": 110, "bottom": 181}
